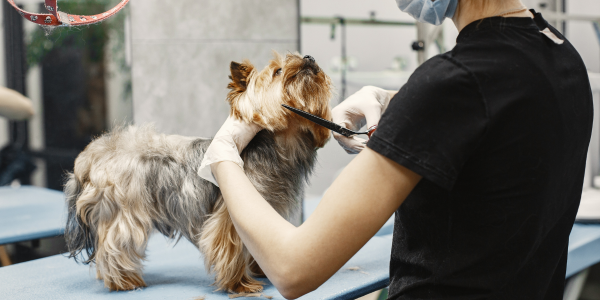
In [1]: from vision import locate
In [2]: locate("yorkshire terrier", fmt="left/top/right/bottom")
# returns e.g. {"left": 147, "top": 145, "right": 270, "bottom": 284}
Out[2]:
{"left": 63, "top": 52, "right": 332, "bottom": 293}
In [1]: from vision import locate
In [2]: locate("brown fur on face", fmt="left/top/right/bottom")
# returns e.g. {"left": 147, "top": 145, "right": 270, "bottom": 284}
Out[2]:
{"left": 64, "top": 52, "right": 332, "bottom": 294}
{"left": 228, "top": 52, "right": 332, "bottom": 148}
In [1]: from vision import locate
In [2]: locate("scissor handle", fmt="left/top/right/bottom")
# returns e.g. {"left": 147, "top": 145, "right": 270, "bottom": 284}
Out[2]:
{"left": 367, "top": 125, "right": 377, "bottom": 138}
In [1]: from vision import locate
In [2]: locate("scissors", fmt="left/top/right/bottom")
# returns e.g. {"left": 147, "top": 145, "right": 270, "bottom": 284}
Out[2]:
{"left": 5, "top": 0, "right": 129, "bottom": 27}
{"left": 282, "top": 104, "right": 377, "bottom": 138}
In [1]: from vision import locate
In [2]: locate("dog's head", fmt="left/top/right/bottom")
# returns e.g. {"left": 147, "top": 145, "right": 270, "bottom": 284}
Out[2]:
{"left": 226, "top": 52, "right": 332, "bottom": 148}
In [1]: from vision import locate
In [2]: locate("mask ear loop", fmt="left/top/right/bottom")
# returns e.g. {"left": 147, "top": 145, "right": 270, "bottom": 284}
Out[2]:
{"left": 5, "top": 0, "right": 129, "bottom": 27}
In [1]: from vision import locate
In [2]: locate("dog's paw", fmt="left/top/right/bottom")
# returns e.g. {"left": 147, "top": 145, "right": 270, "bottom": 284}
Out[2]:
{"left": 106, "top": 274, "right": 147, "bottom": 291}
{"left": 231, "top": 278, "right": 264, "bottom": 294}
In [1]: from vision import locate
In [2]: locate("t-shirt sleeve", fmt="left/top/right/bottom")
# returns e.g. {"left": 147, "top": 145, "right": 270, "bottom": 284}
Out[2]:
{"left": 367, "top": 55, "right": 488, "bottom": 190}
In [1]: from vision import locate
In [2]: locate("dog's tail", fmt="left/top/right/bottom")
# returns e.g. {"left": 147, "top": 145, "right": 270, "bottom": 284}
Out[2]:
{"left": 64, "top": 171, "right": 99, "bottom": 264}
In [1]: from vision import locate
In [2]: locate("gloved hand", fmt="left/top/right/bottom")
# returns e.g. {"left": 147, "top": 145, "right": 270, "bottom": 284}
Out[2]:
{"left": 331, "top": 86, "right": 393, "bottom": 154}
{"left": 198, "top": 115, "right": 262, "bottom": 186}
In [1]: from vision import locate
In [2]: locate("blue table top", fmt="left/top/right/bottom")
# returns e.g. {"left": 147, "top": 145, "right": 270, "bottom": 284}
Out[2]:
{"left": 0, "top": 186, "right": 66, "bottom": 245}
{"left": 0, "top": 187, "right": 599, "bottom": 299}
{"left": 566, "top": 223, "right": 600, "bottom": 277}
{"left": 0, "top": 234, "right": 392, "bottom": 300}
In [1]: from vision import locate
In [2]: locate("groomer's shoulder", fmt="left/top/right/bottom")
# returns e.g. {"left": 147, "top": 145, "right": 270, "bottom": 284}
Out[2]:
{"left": 398, "top": 52, "right": 484, "bottom": 107}
{"left": 372, "top": 52, "right": 488, "bottom": 191}
{"left": 545, "top": 23, "right": 590, "bottom": 81}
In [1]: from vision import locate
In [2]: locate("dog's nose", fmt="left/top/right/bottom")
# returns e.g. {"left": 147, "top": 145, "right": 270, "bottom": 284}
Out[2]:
{"left": 303, "top": 55, "right": 315, "bottom": 62}
{"left": 302, "top": 55, "right": 319, "bottom": 74}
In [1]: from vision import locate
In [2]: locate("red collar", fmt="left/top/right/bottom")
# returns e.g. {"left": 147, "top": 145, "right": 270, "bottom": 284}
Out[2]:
{"left": 6, "top": 0, "right": 129, "bottom": 27}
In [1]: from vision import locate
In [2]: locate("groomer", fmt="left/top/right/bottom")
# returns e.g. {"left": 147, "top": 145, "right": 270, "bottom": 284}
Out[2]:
{"left": 200, "top": 0, "right": 593, "bottom": 298}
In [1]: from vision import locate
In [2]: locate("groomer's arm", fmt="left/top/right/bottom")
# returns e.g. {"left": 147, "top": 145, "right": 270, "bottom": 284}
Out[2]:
{"left": 212, "top": 147, "right": 421, "bottom": 299}
{"left": 386, "top": 90, "right": 398, "bottom": 99}
{"left": 0, "top": 86, "right": 34, "bottom": 120}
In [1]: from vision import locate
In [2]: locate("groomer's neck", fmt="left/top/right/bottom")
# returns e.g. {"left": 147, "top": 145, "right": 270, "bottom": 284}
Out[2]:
{"left": 452, "top": 0, "right": 533, "bottom": 32}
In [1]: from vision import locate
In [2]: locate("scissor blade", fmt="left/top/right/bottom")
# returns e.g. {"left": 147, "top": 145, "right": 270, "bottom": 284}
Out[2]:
{"left": 281, "top": 104, "right": 358, "bottom": 137}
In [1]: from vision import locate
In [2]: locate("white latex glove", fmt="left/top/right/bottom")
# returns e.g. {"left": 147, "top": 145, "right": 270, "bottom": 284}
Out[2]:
{"left": 331, "top": 86, "right": 392, "bottom": 154}
{"left": 198, "top": 115, "right": 262, "bottom": 186}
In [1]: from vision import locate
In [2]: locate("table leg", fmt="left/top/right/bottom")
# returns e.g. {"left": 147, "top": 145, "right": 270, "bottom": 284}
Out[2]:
{"left": 0, "top": 245, "right": 12, "bottom": 266}
{"left": 563, "top": 268, "right": 589, "bottom": 300}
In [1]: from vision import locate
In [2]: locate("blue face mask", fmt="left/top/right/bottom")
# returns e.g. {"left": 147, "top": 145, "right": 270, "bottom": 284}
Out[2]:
{"left": 396, "top": 0, "right": 459, "bottom": 26}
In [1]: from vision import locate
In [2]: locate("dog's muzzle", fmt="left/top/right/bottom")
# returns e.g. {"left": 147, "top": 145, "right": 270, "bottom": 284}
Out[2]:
{"left": 302, "top": 55, "right": 319, "bottom": 74}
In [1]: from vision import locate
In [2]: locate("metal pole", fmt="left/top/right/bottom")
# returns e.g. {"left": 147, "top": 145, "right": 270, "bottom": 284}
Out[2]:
{"left": 3, "top": 0, "right": 31, "bottom": 185}
{"left": 416, "top": 22, "right": 428, "bottom": 66}
{"left": 561, "top": 0, "right": 567, "bottom": 36}
{"left": 3, "top": 0, "right": 28, "bottom": 149}
{"left": 339, "top": 17, "right": 347, "bottom": 102}
{"left": 296, "top": 0, "right": 301, "bottom": 54}
{"left": 301, "top": 16, "right": 414, "bottom": 27}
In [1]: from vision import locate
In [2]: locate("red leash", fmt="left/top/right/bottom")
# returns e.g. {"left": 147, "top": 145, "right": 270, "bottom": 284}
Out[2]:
{"left": 5, "top": 0, "right": 129, "bottom": 27}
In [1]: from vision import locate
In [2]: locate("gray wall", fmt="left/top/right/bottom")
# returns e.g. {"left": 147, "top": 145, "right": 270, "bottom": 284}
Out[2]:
{"left": 130, "top": 0, "right": 299, "bottom": 137}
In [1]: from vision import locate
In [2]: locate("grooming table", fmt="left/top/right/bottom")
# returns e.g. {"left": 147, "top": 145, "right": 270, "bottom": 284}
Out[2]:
{"left": 377, "top": 224, "right": 600, "bottom": 279}
{"left": 0, "top": 193, "right": 393, "bottom": 299}
{"left": 566, "top": 223, "right": 600, "bottom": 277}
{"left": 563, "top": 223, "right": 600, "bottom": 300}
{"left": 1, "top": 225, "right": 598, "bottom": 300}
{"left": 0, "top": 186, "right": 66, "bottom": 245}
{"left": 0, "top": 234, "right": 392, "bottom": 300}
{"left": 1, "top": 192, "right": 599, "bottom": 299}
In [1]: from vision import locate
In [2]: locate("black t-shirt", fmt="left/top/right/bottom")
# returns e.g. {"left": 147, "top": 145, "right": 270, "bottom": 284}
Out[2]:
{"left": 367, "top": 12, "right": 593, "bottom": 300}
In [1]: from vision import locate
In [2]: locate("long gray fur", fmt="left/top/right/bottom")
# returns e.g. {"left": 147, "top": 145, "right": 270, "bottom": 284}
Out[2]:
{"left": 64, "top": 127, "right": 316, "bottom": 264}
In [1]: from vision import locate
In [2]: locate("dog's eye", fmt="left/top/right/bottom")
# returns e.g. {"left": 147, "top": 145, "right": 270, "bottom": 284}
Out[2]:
{"left": 274, "top": 68, "right": 282, "bottom": 76}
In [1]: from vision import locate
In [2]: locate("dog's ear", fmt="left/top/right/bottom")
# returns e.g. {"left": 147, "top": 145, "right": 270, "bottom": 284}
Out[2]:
{"left": 227, "top": 60, "right": 258, "bottom": 124}
{"left": 228, "top": 61, "right": 254, "bottom": 93}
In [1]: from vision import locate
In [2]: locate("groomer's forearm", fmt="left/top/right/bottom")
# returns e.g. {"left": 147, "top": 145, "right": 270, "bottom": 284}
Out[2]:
{"left": 387, "top": 90, "right": 397, "bottom": 99}
{"left": 211, "top": 162, "right": 299, "bottom": 284}
{"left": 212, "top": 148, "right": 421, "bottom": 298}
